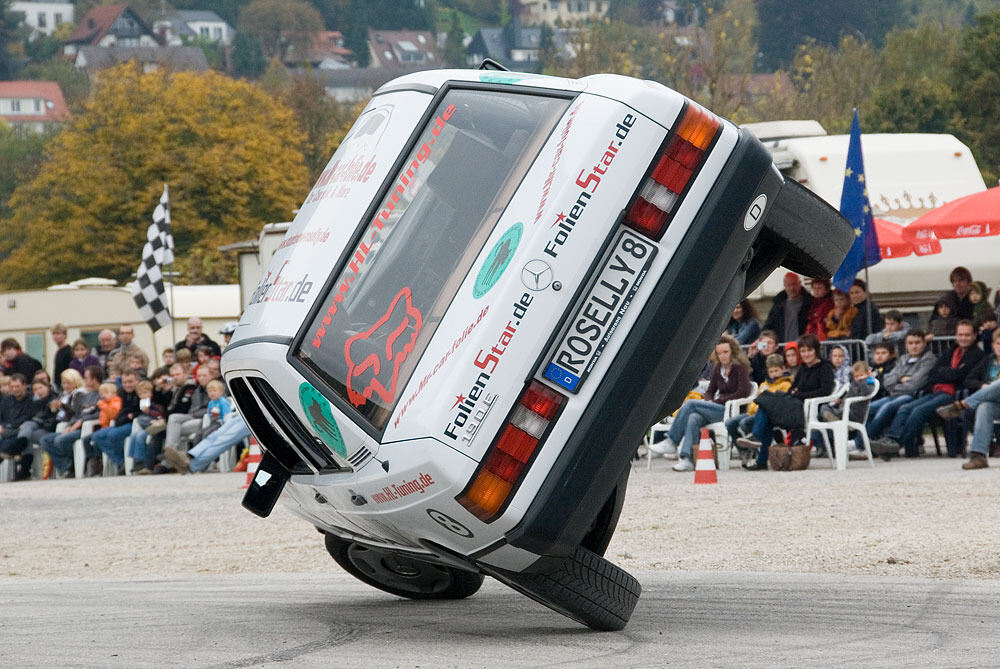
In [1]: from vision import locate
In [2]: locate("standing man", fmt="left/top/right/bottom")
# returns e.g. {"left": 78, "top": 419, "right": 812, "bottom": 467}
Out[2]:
{"left": 933, "top": 266, "right": 975, "bottom": 322}
{"left": 109, "top": 324, "right": 149, "bottom": 379}
{"left": 1, "top": 338, "right": 42, "bottom": 380}
{"left": 763, "top": 273, "right": 814, "bottom": 344}
{"left": 175, "top": 317, "right": 222, "bottom": 357}
{"left": 848, "top": 279, "right": 884, "bottom": 340}
{"left": 51, "top": 324, "right": 73, "bottom": 390}
{"left": 93, "top": 329, "right": 118, "bottom": 379}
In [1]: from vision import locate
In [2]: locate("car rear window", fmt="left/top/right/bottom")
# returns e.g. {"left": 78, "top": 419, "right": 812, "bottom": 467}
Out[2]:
{"left": 294, "top": 87, "right": 572, "bottom": 431}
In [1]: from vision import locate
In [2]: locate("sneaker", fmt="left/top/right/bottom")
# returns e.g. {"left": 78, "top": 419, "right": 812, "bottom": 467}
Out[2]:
{"left": 648, "top": 436, "right": 678, "bottom": 457}
{"left": 151, "top": 464, "right": 175, "bottom": 475}
{"left": 820, "top": 407, "right": 840, "bottom": 422}
{"left": 736, "top": 437, "right": 761, "bottom": 450}
{"left": 672, "top": 457, "right": 694, "bottom": 472}
{"left": 962, "top": 453, "right": 989, "bottom": 470}
{"left": 132, "top": 465, "right": 152, "bottom": 475}
{"left": 742, "top": 461, "right": 766, "bottom": 471}
{"left": 163, "top": 447, "right": 191, "bottom": 474}
{"left": 85, "top": 456, "right": 103, "bottom": 478}
{"left": 936, "top": 401, "right": 965, "bottom": 420}
{"left": 848, "top": 449, "right": 868, "bottom": 461}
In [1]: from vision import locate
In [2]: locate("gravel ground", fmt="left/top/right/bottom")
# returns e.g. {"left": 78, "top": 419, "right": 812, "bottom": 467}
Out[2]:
{"left": 2, "top": 456, "right": 999, "bottom": 581}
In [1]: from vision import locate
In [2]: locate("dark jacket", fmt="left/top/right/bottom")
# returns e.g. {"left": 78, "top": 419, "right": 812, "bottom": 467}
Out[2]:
{"left": 165, "top": 381, "right": 197, "bottom": 417}
{"left": 872, "top": 358, "right": 896, "bottom": 400}
{"left": 788, "top": 359, "right": 836, "bottom": 400}
{"left": 763, "top": 291, "right": 814, "bottom": 343}
{"left": 28, "top": 398, "right": 60, "bottom": 433}
{"left": 849, "top": 299, "right": 884, "bottom": 340}
{"left": 964, "top": 354, "right": 1000, "bottom": 392}
{"left": 928, "top": 345, "right": 985, "bottom": 395}
{"left": 175, "top": 334, "right": 221, "bottom": 357}
{"left": 705, "top": 363, "right": 752, "bottom": 404}
{"left": 113, "top": 389, "right": 141, "bottom": 426}
{"left": 5, "top": 352, "right": 42, "bottom": 381}
{"left": 0, "top": 392, "right": 35, "bottom": 432}
{"left": 53, "top": 345, "right": 72, "bottom": 389}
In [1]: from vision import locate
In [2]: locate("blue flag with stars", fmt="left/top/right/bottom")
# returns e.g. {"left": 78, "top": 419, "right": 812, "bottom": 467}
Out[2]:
{"left": 832, "top": 110, "right": 881, "bottom": 292}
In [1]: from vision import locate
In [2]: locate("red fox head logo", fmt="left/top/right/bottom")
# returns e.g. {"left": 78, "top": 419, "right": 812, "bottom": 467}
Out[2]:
{"left": 344, "top": 286, "right": 422, "bottom": 407}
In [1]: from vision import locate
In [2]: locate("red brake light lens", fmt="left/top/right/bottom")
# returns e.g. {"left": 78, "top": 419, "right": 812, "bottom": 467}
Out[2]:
{"left": 625, "top": 103, "right": 720, "bottom": 240}
{"left": 457, "top": 381, "right": 566, "bottom": 522}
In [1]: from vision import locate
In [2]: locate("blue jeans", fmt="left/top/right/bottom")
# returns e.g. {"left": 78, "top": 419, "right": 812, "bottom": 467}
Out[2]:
{"left": 866, "top": 394, "right": 913, "bottom": 439}
{"left": 188, "top": 415, "right": 250, "bottom": 472}
{"left": 726, "top": 414, "right": 754, "bottom": 443}
{"left": 752, "top": 410, "right": 775, "bottom": 467}
{"left": 667, "top": 400, "right": 725, "bottom": 459}
{"left": 965, "top": 380, "right": 1000, "bottom": 456}
{"left": 92, "top": 423, "right": 133, "bottom": 467}
{"left": 41, "top": 429, "right": 81, "bottom": 475}
{"left": 886, "top": 392, "right": 953, "bottom": 456}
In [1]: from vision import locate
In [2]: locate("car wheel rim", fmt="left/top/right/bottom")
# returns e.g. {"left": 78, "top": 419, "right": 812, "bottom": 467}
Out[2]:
{"left": 347, "top": 544, "right": 451, "bottom": 594}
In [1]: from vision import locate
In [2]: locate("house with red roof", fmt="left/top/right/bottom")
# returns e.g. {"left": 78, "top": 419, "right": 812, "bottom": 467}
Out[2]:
{"left": 62, "top": 3, "right": 161, "bottom": 57}
{"left": 367, "top": 29, "right": 438, "bottom": 69}
{"left": 0, "top": 81, "right": 71, "bottom": 134}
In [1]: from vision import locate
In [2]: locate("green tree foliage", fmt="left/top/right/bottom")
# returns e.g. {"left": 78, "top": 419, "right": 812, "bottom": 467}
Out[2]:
{"left": 0, "top": 65, "right": 309, "bottom": 289}
{"left": 865, "top": 78, "right": 958, "bottom": 134}
{"left": 0, "top": 0, "right": 24, "bottom": 80}
{"left": 0, "top": 122, "right": 50, "bottom": 222}
{"left": 443, "top": 9, "right": 466, "bottom": 67}
{"left": 756, "top": 0, "right": 908, "bottom": 71}
{"left": 231, "top": 31, "right": 267, "bottom": 77}
{"left": 237, "top": 0, "right": 324, "bottom": 61}
{"left": 952, "top": 9, "right": 1000, "bottom": 182}
{"left": 18, "top": 60, "right": 90, "bottom": 110}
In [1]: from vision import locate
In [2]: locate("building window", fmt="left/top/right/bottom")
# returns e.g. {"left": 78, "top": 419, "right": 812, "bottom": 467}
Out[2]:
{"left": 34, "top": 99, "right": 41, "bottom": 112}
{"left": 213, "top": 27, "right": 222, "bottom": 40}
{"left": 55, "top": 13, "right": 63, "bottom": 26}
{"left": 200, "top": 26, "right": 210, "bottom": 37}
{"left": 11, "top": 100, "right": 20, "bottom": 112}
{"left": 38, "top": 13, "right": 47, "bottom": 28}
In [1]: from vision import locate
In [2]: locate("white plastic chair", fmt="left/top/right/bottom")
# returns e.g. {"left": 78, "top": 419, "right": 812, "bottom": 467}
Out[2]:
{"left": 643, "top": 416, "right": 673, "bottom": 471}
{"left": 706, "top": 381, "right": 758, "bottom": 471}
{"left": 805, "top": 379, "right": 880, "bottom": 470}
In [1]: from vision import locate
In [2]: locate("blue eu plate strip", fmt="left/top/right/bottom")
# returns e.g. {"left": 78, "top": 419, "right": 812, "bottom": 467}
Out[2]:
{"left": 545, "top": 363, "right": 580, "bottom": 392}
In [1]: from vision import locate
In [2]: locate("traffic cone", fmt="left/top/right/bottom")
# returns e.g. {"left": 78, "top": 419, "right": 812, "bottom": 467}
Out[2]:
{"left": 693, "top": 428, "right": 718, "bottom": 485}
{"left": 241, "top": 438, "right": 262, "bottom": 489}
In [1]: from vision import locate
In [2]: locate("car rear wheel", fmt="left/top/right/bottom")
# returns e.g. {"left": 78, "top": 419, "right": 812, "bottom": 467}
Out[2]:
{"left": 759, "top": 179, "right": 855, "bottom": 279}
{"left": 486, "top": 544, "right": 641, "bottom": 631}
{"left": 324, "top": 533, "right": 484, "bottom": 600}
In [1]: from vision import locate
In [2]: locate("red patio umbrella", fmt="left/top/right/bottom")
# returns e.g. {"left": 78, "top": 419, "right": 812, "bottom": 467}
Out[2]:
{"left": 874, "top": 218, "right": 941, "bottom": 259}
{"left": 903, "top": 186, "right": 1000, "bottom": 240}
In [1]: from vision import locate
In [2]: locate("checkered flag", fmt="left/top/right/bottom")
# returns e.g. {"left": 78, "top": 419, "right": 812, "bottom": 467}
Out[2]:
{"left": 131, "top": 184, "right": 175, "bottom": 332}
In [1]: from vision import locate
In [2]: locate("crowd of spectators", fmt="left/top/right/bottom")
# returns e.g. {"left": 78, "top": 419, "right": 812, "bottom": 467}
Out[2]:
{"left": 649, "top": 266, "right": 1000, "bottom": 472}
{"left": 0, "top": 318, "right": 248, "bottom": 481}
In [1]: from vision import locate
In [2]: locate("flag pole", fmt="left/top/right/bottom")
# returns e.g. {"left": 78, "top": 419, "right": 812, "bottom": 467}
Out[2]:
{"left": 864, "top": 264, "right": 873, "bottom": 336}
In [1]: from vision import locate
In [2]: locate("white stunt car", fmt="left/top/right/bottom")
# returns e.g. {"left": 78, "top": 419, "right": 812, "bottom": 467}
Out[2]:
{"left": 221, "top": 64, "right": 852, "bottom": 630}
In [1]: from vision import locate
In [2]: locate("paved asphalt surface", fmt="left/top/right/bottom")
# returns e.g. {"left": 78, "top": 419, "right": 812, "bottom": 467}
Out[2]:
{"left": 3, "top": 570, "right": 998, "bottom": 667}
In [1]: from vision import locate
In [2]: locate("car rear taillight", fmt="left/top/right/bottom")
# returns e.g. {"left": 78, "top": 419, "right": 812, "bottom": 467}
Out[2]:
{"left": 457, "top": 381, "right": 565, "bottom": 522}
{"left": 624, "top": 103, "right": 720, "bottom": 240}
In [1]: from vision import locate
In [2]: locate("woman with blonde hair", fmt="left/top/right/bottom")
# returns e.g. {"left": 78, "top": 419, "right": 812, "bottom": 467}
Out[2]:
{"left": 656, "top": 334, "right": 752, "bottom": 472}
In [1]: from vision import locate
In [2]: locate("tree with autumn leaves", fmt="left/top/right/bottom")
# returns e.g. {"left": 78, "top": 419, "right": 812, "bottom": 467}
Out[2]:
{"left": 0, "top": 65, "right": 310, "bottom": 290}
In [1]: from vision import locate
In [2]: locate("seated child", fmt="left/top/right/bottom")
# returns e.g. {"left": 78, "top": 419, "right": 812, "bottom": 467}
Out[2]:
{"left": 865, "top": 309, "right": 910, "bottom": 347}
{"left": 128, "top": 380, "right": 165, "bottom": 474}
{"left": 726, "top": 353, "right": 792, "bottom": 447}
{"left": 869, "top": 343, "right": 896, "bottom": 400}
{"left": 829, "top": 344, "right": 852, "bottom": 388}
{"left": 928, "top": 299, "right": 958, "bottom": 337}
{"left": 821, "top": 360, "right": 875, "bottom": 424}
{"left": 202, "top": 379, "right": 232, "bottom": 439}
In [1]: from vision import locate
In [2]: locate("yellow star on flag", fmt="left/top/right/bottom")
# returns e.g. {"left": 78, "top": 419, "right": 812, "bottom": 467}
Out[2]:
{"left": 863, "top": 205, "right": 869, "bottom": 214}
{"left": 857, "top": 173, "right": 865, "bottom": 183}
{"left": 854, "top": 227, "right": 862, "bottom": 237}
{"left": 845, "top": 167, "right": 853, "bottom": 177}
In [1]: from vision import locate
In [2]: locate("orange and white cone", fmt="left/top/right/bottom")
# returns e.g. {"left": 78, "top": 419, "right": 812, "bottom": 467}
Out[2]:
{"left": 693, "top": 428, "right": 718, "bottom": 485}
{"left": 241, "top": 438, "right": 262, "bottom": 489}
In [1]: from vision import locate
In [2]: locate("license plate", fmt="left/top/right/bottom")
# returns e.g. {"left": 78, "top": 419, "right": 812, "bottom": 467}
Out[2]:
{"left": 544, "top": 230, "right": 656, "bottom": 393}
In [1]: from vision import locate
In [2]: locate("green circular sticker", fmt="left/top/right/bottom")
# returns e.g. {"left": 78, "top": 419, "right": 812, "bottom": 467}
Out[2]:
{"left": 299, "top": 383, "right": 347, "bottom": 457}
{"left": 474, "top": 223, "right": 522, "bottom": 299}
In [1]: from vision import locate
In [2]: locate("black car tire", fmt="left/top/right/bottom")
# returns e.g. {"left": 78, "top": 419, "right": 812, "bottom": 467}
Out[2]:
{"left": 763, "top": 179, "right": 855, "bottom": 279}
{"left": 324, "top": 533, "right": 484, "bottom": 600}
{"left": 487, "top": 544, "right": 641, "bottom": 631}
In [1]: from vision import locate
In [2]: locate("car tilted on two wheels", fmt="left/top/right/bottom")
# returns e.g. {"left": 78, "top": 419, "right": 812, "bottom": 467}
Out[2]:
{"left": 221, "top": 66, "right": 853, "bottom": 630}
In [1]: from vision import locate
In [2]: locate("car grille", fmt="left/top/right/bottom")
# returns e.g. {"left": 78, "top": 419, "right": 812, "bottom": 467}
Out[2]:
{"left": 228, "top": 376, "right": 342, "bottom": 473}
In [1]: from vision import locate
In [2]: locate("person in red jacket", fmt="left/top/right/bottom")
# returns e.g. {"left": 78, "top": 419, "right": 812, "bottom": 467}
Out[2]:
{"left": 804, "top": 278, "right": 833, "bottom": 340}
